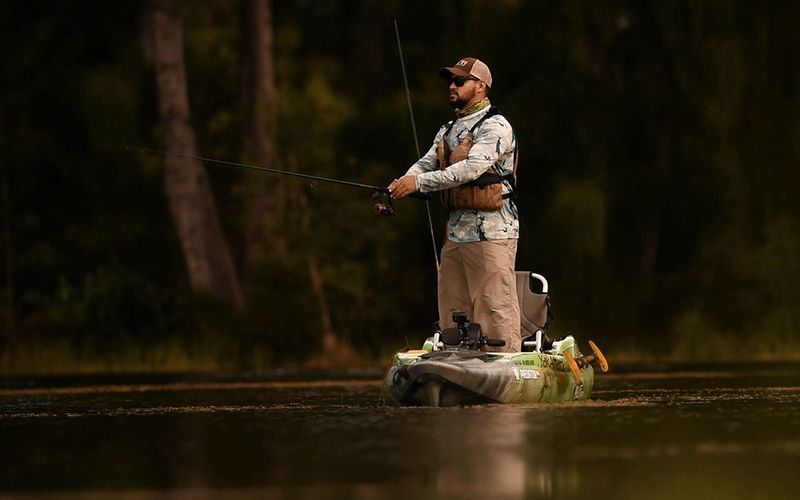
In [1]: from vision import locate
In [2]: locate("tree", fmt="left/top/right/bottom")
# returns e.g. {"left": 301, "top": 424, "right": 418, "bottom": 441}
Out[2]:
{"left": 240, "top": 0, "right": 339, "bottom": 355}
{"left": 240, "top": 0, "right": 285, "bottom": 272}
{"left": 142, "top": 0, "right": 245, "bottom": 309}
{"left": 0, "top": 99, "right": 13, "bottom": 353}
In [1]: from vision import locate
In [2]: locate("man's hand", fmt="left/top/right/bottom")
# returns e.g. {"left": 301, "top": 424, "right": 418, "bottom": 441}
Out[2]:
{"left": 388, "top": 175, "right": 418, "bottom": 199}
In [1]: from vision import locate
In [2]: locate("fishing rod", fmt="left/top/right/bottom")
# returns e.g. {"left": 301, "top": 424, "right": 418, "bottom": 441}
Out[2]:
{"left": 394, "top": 20, "right": 440, "bottom": 270}
{"left": 126, "top": 146, "right": 429, "bottom": 216}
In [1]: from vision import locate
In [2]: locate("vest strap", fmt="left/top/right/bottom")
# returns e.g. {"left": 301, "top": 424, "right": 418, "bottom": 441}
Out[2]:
{"left": 464, "top": 172, "right": 514, "bottom": 188}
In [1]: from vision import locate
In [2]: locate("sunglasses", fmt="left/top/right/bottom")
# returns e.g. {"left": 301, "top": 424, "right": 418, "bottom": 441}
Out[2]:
{"left": 447, "top": 75, "right": 479, "bottom": 87}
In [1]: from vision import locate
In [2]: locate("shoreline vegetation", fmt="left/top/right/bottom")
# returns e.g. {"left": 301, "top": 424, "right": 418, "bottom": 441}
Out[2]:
{"left": 2, "top": 339, "right": 799, "bottom": 377}
{"left": 3, "top": 3, "right": 799, "bottom": 375}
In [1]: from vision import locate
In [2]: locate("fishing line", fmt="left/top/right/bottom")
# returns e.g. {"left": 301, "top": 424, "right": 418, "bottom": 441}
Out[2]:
{"left": 127, "top": 145, "right": 428, "bottom": 201}
{"left": 394, "top": 20, "right": 440, "bottom": 271}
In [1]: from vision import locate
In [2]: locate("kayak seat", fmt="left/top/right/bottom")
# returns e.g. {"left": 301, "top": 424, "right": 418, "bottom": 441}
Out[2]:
{"left": 515, "top": 272, "right": 553, "bottom": 352}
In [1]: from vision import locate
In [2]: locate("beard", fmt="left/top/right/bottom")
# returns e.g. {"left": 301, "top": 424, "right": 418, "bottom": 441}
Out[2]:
{"left": 449, "top": 87, "right": 475, "bottom": 109}
{"left": 449, "top": 92, "right": 468, "bottom": 109}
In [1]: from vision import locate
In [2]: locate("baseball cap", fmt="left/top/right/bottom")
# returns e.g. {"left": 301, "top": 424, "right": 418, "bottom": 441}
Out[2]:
{"left": 439, "top": 57, "right": 492, "bottom": 87}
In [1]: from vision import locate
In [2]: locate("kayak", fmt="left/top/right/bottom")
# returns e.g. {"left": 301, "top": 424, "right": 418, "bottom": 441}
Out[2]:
{"left": 384, "top": 272, "right": 608, "bottom": 406}
{"left": 385, "top": 336, "right": 598, "bottom": 406}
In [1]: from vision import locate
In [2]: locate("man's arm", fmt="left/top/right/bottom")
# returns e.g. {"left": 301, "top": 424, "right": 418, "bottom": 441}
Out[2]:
{"left": 415, "top": 117, "right": 513, "bottom": 193}
{"left": 389, "top": 125, "right": 447, "bottom": 199}
{"left": 404, "top": 124, "right": 447, "bottom": 176}
{"left": 404, "top": 142, "right": 439, "bottom": 176}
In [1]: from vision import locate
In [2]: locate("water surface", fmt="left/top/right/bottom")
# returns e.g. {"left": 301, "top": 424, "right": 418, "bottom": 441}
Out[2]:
{"left": 1, "top": 366, "right": 798, "bottom": 499}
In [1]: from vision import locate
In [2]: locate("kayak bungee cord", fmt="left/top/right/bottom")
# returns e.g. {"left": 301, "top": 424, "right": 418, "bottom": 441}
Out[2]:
{"left": 394, "top": 20, "right": 440, "bottom": 271}
{"left": 125, "top": 146, "right": 430, "bottom": 215}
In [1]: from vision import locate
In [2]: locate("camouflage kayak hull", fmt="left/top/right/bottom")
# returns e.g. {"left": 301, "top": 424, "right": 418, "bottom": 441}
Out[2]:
{"left": 385, "top": 346, "right": 594, "bottom": 407}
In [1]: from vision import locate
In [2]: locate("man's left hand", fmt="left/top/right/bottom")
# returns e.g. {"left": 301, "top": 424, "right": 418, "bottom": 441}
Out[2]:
{"left": 388, "top": 175, "right": 418, "bottom": 199}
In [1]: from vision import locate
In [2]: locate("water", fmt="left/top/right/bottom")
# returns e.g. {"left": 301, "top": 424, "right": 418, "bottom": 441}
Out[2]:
{"left": 1, "top": 366, "right": 798, "bottom": 499}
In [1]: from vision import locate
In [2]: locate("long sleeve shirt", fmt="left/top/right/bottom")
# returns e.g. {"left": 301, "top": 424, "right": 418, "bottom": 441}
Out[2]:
{"left": 405, "top": 106, "right": 518, "bottom": 243}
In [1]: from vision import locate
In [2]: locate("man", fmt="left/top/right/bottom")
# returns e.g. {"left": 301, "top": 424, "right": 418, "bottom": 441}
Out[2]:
{"left": 388, "top": 57, "right": 520, "bottom": 352}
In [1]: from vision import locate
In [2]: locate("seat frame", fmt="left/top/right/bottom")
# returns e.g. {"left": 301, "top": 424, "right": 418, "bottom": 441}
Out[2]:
{"left": 516, "top": 271, "right": 552, "bottom": 352}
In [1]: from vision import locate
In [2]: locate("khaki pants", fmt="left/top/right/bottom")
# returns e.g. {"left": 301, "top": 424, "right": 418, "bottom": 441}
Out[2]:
{"left": 438, "top": 238, "right": 521, "bottom": 352}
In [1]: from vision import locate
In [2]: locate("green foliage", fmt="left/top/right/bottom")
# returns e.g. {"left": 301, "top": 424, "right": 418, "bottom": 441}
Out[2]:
{"left": 2, "top": 0, "right": 800, "bottom": 371}
{"left": 25, "top": 265, "right": 177, "bottom": 355}
{"left": 548, "top": 180, "right": 606, "bottom": 260}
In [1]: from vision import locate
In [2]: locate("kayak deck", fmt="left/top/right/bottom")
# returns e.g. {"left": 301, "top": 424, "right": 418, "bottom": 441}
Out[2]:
{"left": 386, "top": 339, "right": 594, "bottom": 406}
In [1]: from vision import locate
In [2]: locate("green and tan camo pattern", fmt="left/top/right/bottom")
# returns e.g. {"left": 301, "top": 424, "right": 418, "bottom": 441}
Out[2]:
{"left": 405, "top": 106, "right": 518, "bottom": 243}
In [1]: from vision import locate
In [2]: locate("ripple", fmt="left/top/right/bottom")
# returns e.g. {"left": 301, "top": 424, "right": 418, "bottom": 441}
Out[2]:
{"left": 0, "top": 379, "right": 382, "bottom": 397}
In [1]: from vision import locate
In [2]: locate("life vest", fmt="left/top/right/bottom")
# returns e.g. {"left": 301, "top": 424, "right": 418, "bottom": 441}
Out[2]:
{"left": 436, "top": 106, "right": 517, "bottom": 211}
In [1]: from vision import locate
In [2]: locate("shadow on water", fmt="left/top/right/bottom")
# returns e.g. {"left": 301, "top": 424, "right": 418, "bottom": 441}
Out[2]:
{"left": 1, "top": 364, "right": 799, "bottom": 499}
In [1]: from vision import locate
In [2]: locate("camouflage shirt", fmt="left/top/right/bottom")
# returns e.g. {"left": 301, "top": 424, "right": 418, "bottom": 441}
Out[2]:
{"left": 406, "top": 106, "right": 518, "bottom": 243}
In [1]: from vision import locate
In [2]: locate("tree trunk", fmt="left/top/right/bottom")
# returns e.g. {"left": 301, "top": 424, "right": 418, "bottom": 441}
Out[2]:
{"left": 143, "top": 0, "right": 245, "bottom": 309}
{"left": 0, "top": 99, "right": 14, "bottom": 352}
{"left": 288, "top": 155, "right": 338, "bottom": 355}
{"left": 297, "top": 187, "right": 336, "bottom": 353}
{"left": 240, "top": 0, "right": 287, "bottom": 274}
{"left": 307, "top": 254, "right": 337, "bottom": 352}
{"left": 640, "top": 215, "right": 660, "bottom": 293}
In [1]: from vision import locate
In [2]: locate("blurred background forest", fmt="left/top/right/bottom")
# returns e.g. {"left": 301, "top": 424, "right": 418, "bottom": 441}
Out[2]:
{"left": 1, "top": 0, "right": 799, "bottom": 373}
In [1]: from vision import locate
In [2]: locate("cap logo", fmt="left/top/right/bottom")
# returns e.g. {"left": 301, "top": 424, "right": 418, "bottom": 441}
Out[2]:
{"left": 456, "top": 59, "right": 468, "bottom": 66}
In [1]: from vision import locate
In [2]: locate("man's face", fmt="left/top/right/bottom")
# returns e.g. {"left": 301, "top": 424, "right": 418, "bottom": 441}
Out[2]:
{"left": 447, "top": 74, "right": 479, "bottom": 109}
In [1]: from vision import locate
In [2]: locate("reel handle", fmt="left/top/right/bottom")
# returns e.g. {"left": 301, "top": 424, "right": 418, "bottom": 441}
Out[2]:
{"left": 373, "top": 203, "right": 395, "bottom": 216}
{"left": 372, "top": 191, "right": 395, "bottom": 216}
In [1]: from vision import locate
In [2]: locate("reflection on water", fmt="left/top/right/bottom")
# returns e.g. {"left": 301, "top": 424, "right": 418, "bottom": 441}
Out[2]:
{"left": 1, "top": 367, "right": 799, "bottom": 499}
